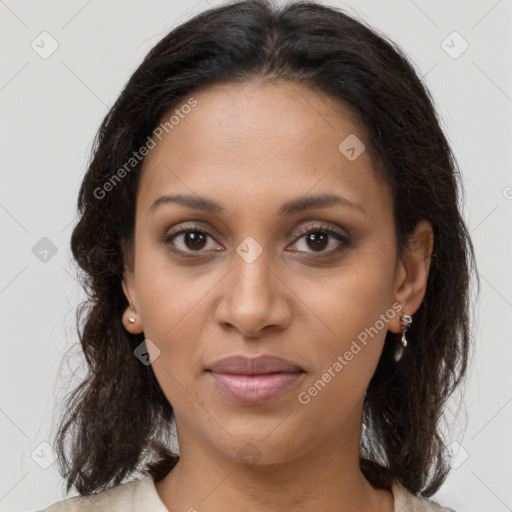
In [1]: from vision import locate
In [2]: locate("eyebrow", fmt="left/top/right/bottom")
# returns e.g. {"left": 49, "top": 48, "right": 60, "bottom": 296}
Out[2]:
{"left": 149, "top": 193, "right": 366, "bottom": 216}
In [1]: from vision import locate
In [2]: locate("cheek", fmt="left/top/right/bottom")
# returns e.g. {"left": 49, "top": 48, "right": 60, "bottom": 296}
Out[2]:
{"left": 138, "top": 288, "right": 208, "bottom": 368}
{"left": 294, "top": 254, "right": 395, "bottom": 403}
{"left": 298, "top": 254, "right": 394, "bottom": 345}
{"left": 133, "top": 254, "right": 216, "bottom": 377}
{"left": 294, "top": 306, "right": 389, "bottom": 432}
{"left": 134, "top": 239, "right": 214, "bottom": 340}
{"left": 135, "top": 277, "right": 211, "bottom": 415}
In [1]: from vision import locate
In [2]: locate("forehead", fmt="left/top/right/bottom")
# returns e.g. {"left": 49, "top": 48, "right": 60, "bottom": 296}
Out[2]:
{"left": 136, "top": 80, "right": 388, "bottom": 218}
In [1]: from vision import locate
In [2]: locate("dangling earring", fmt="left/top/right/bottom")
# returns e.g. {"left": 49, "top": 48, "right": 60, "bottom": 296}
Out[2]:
{"left": 400, "top": 310, "right": 412, "bottom": 347}
{"left": 394, "top": 308, "right": 412, "bottom": 362}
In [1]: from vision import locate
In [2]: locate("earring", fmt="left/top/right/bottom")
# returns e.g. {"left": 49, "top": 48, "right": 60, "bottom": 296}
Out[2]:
{"left": 394, "top": 308, "right": 412, "bottom": 362}
{"left": 400, "top": 311, "right": 412, "bottom": 347}
{"left": 123, "top": 309, "right": 137, "bottom": 327}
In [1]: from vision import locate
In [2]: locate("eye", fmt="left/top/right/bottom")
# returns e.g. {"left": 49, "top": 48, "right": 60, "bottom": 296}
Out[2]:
{"left": 163, "top": 225, "right": 223, "bottom": 257}
{"left": 288, "top": 224, "right": 350, "bottom": 255}
{"left": 162, "top": 222, "right": 350, "bottom": 258}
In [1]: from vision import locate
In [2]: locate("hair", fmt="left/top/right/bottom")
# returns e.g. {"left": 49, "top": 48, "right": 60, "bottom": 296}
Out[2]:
{"left": 54, "top": 0, "right": 477, "bottom": 499}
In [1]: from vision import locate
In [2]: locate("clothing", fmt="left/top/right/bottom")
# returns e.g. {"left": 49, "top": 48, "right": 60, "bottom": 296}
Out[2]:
{"left": 38, "top": 471, "right": 456, "bottom": 512}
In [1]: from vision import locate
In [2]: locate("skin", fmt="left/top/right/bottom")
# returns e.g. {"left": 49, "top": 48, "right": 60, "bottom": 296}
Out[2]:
{"left": 121, "top": 79, "right": 433, "bottom": 512}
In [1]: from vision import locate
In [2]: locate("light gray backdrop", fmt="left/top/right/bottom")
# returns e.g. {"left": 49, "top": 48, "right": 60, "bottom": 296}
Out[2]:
{"left": 1, "top": 1, "right": 511, "bottom": 511}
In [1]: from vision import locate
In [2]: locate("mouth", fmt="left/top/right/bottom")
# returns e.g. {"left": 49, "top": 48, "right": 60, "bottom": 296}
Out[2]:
{"left": 205, "top": 354, "right": 305, "bottom": 405}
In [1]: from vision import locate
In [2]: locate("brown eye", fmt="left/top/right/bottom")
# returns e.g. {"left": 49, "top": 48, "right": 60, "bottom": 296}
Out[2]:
{"left": 288, "top": 224, "right": 350, "bottom": 255}
{"left": 181, "top": 231, "right": 208, "bottom": 251}
{"left": 304, "top": 231, "right": 329, "bottom": 252}
{"left": 164, "top": 228, "right": 221, "bottom": 255}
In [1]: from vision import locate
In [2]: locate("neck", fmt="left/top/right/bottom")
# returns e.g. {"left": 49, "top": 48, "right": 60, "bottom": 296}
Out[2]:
{"left": 155, "top": 405, "right": 394, "bottom": 512}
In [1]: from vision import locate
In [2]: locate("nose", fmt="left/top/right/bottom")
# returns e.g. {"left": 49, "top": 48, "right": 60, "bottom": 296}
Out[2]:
{"left": 215, "top": 246, "right": 292, "bottom": 338}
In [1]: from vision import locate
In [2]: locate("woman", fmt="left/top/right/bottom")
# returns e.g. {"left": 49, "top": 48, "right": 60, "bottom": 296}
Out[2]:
{"left": 40, "top": 0, "right": 476, "bottom": 510}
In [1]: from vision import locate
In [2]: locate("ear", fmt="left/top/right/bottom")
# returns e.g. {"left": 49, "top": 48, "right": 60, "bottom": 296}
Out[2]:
{"left": 121, "top": 243, "right": 143, "bottom": 335}
{"left": 389, "top": 219, "right": 434, "bottom": 334}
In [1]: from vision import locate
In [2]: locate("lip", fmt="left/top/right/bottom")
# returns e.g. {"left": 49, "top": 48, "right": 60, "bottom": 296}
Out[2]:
{"left": 207, "top": 354, "right": 304, "bottom": 375}
{"left": 205, "top": 355, "right": 305, "bottom": 405}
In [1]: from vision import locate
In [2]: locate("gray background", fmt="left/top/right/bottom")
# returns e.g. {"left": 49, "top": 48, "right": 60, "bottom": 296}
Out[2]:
{"left": 1, "top": 0, "right": 511, "bottom": 511}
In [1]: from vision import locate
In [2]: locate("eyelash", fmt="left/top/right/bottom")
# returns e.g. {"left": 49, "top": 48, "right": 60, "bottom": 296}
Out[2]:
{"left": 162, "top": 223, "right": 350, "bottom": 259}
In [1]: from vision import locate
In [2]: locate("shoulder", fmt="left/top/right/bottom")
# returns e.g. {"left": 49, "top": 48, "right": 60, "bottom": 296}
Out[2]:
{"left": 391, "top": 481, "right": 457, "bottom": 512}
{"left": 36, "top": 476, "right": 143, "bottom": 512}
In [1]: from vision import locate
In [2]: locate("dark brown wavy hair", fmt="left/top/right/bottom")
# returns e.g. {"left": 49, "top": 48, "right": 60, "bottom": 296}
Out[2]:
{"left": 54, "top": 0, "right": 477, "bottom": 498}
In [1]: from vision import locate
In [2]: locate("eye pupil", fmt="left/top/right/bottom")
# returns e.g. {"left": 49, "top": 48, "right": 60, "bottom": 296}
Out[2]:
{"left": 185, "top": 231, "right": 207, "bottom": 250}
{"left": 307, "top": 232, "right": 328, "bottom": 251}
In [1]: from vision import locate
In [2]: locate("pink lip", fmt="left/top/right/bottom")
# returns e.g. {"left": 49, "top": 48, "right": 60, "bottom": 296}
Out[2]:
{"left": 207, "top": 354, "right": 304, "bottom": 374}
{"left": 205, "top": 355, "right": 305, "bottom": 405}
{"left": 207, "top": 372, "right": 304, "bottom": 405}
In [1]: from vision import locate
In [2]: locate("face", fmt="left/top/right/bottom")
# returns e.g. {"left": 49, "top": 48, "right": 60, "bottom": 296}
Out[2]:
{"left": 121, "top": 80, "right": 430, "bottom": 466}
